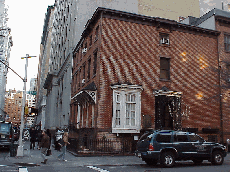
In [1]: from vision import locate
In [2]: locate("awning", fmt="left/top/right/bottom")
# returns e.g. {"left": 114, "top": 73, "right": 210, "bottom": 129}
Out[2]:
{"left": 71, "top": 82, "right": 97, "bottom": 104}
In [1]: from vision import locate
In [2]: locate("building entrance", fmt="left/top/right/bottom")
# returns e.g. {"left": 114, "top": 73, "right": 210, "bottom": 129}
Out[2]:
{"left": 155, "top": 88, "right": 182, "bottom": 130}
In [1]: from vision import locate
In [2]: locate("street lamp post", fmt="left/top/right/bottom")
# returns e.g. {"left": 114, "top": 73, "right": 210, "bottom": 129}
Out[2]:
{"left": 16, "top": 54, "right": 36, "bottom": 156}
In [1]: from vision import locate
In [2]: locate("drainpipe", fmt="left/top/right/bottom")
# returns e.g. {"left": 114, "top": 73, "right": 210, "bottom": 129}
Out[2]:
{"left": 217, "top": 32, "right": 224, "bottom": 144}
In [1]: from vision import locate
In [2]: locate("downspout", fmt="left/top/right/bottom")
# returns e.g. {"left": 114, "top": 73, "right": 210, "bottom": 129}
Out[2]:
{"left": 216, "top": 30, "right": 223, "bottom": 144}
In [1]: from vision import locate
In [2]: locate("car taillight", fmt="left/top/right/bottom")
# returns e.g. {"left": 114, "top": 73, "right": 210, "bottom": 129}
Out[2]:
{"left": 149, "top": 143, "right": 154, "bottom": 151}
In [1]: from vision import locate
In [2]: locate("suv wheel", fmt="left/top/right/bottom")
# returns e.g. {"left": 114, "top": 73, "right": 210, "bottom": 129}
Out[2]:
{"left": 160, "top": 152, "right": 175, "bottom": 167}
{"left": 211, "top": 151, "right": 224, "bottom": 165}
{"left": 143, "top": 158, "right": 158, "bottom": 166}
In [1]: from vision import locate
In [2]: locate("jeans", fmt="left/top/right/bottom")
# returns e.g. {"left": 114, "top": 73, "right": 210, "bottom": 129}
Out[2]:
{"left": 58, "top": 146, "right": 66, "bottom": 160}
{"left": 41, "top": 148, "right": 48, "bottom": 161}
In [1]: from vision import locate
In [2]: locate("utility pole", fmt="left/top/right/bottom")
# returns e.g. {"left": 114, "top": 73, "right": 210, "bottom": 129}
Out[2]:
{"left": 16, "top": 54, "right": 36, "bottom": 156}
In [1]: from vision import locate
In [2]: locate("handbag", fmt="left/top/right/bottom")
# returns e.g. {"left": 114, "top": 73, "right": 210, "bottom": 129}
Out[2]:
{"left": 46, "top": 149, "right": 52, "bottom": 156}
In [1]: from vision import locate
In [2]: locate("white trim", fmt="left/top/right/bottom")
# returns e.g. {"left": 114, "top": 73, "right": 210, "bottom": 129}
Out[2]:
{"left": 111, "top": 85, "right": 143, "bottom": 134}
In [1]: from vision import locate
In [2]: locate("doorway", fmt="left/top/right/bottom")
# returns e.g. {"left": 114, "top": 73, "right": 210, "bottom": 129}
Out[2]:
{"left": 155, "top": 92, "right": 182, "bottom": 130}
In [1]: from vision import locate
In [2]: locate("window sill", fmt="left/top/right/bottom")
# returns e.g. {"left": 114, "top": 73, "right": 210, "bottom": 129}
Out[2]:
{"left": 112, "top": 128, "right": 140, "bottom": 133}
{"left": 159, "top": 78, "right": 171, "bottom": 82}
{"left": 159, "top": 44, "right": 171, "bottom": 47}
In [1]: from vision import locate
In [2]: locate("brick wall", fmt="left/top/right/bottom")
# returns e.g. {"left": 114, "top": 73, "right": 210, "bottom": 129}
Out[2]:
{"left": 98, "top": 17, "right": 220, "bottom": 131}
{"left": 71, "top": 9, "right": 224, "bottom": 142}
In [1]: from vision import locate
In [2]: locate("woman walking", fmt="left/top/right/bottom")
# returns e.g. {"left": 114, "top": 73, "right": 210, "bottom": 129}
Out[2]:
{"left": 57, "top": 132, "right": 70, "bottom": 161}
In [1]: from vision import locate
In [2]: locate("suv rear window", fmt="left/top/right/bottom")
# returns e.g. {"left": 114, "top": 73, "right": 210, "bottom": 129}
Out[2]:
{"left": 156, "top": 134, "right": 171, "bottom": 143}
{"left": 139, "top": 132, "right": 153, "bottom": 141}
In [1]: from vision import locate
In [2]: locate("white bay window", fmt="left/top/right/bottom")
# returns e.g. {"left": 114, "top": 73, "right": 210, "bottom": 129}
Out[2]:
{"left": 111, "top": 84, "right": 143, "bottom": 133}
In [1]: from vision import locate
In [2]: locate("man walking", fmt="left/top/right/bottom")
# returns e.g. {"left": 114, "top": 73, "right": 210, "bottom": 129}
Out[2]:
{"left": 39, "top": 130, "right": 50, "bottom": 164}
{"left": 29, "top": 127, "right": 36, "bottom": 150}
{"left": 57, "top": 132, "right": 70, "bottom": 161}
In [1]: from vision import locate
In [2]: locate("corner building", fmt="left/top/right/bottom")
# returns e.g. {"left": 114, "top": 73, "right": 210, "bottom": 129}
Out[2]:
{"left": 70, "top": 7, "right": 221, "bottom": 150}
{"left": 41, "top": 0, "right": 199, "bottom": 133}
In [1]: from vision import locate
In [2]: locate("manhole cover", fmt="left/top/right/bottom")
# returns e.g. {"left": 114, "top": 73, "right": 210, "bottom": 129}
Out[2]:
{"left": 14, "top": 163, "right": 40, "bottom": 167}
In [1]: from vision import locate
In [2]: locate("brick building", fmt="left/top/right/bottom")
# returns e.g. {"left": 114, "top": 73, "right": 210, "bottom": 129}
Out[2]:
{"left": 70, "top": 7, "right": 226, "bottom": 149}
{"left": 181, "top": 8, "right": 230, "bottom": 143}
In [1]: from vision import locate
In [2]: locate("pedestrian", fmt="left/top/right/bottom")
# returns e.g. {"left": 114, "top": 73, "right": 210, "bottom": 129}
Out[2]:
{"left": 46, "top": 129, "right": 52, "bottom": 148}
{"left": 39, "top": 130, "right": 50, "bottom": 164}
{"left": 55, "top": 127, "right": 62, "bottom": 151}
{"left": 37, "top": 129, "right": 43, "bottom": 149}
{"left": 57, "top": 132, "right": 70, "bottom": 161}
{"left": 29, "top": 127, "right": 36, "bottom": 150}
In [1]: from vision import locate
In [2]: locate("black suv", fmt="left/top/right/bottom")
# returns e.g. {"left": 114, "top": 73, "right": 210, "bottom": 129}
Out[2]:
{"left": 136, "top": 130, "right": 227, "bottom": 167}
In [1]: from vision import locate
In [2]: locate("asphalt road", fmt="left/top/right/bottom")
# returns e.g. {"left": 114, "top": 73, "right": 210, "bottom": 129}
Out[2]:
{"left": 0, "top": 147, "right": 230, "bottom": 172}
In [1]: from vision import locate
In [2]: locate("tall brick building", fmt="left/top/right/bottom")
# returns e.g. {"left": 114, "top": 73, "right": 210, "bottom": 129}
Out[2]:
{"left": 70, "top": 7, "right": 227, "bottom": 149}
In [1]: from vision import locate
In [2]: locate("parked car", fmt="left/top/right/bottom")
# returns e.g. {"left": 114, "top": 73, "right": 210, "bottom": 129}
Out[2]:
{"left": 0, "top": 121, "right": 13, "bottom": 148}
{"left": 136, "top": 130, "right": 227, "bottom": 167}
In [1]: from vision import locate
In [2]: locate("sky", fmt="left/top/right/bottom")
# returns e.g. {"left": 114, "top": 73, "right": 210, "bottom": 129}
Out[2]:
{"left": 3, "top": 0, "right": 230, "bottom": 91}
{"left": 5, "top": 0, "right": 55, "bottom": 91}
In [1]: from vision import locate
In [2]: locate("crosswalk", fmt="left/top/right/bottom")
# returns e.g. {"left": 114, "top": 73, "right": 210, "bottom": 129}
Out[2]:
{"left": 87, "top": 166, "right": 110, "bottom": 172}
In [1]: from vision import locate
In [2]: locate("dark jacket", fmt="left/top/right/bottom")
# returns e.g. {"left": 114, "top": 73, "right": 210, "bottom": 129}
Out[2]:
{"left": 39, "top": 134, "right": 50, "bottom": 149}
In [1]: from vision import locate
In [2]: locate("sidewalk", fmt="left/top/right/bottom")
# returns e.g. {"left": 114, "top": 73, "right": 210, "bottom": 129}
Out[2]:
{"left": 6, "top": 141, "right": 76, "bottom": 165}
{"left": 5, "top": 140, "right": 144, "bottom": 167}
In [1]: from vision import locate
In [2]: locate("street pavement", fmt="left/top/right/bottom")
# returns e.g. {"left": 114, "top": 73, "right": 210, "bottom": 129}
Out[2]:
{"left": 0, "top": 140, "right": 145, "bottom": 172}
{"left": 0, "top": 141, "right": 230, "bottom": 172}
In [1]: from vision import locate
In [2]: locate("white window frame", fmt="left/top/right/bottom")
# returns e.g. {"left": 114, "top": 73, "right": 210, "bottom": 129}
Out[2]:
{"left": 111, "top": 84, "right": 142, "bottom": 133}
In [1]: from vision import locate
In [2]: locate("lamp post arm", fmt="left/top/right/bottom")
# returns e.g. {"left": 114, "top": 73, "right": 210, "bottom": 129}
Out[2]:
{"left": 0, "top": 59, "right": 24, "bottom": 81}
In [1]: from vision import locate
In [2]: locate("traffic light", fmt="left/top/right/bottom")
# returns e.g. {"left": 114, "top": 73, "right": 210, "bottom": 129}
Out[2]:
{"left": 24, "top": 106, "right": 29, "bottom": 115}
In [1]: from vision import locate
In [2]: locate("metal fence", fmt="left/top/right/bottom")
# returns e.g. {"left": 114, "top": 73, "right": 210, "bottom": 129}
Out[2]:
{"left": 67, "top": 138, "right": 133, "bottom": 155}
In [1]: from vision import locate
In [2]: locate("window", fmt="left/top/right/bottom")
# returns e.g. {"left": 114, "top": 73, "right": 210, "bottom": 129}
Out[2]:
{"left": 82, "top": 42, "right": 87, "bottom": 55}
{"left": 224, "top": 34, "right": 230, "bottom": 52}
{"left": 156, "top": 134, "right": 171, "bottom": 143}
{"left": 82, "top": 63, "right": 86, "bottom": 83}
{"left": 126, "top": 93, "right": 136, "bottom": 126}
{"left": 95, "top": 26, "right": 99, "bottom": 41}
{"left": 160, "top": 33, "right": 169, "bottom": 45}
{"left": 78, "top": 68, "right": 81, "bottom": 87}
{"left": 226, "top": 64, "right": 230, "bottom": 83}
{"left": 115, "top": 94, "right": 121, "bottom": 126}
{"left": 188, "top": 134, "right": 204, "bottom": 142}
{"left": 111, "top": 84, "right": 143, "bottom": 133}
{"left": 93, "top": 50, "right": 97, "bottom": 76}
{"left": 160, "top": 57, "right": 170, "bottom": 80}
{"left": 174, "top": 134, "right": 189, "bottom": 142}
{"left": 87, "top": 58, "right": 91, "bottom": 80}
{"left": 89, "top": 35, "right": 92, "bottom": 47}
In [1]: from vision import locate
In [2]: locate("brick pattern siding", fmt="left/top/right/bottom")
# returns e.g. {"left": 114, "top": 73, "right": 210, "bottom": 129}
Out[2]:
{"left": 71, "top": 9, "right": 226, "bottom": 142}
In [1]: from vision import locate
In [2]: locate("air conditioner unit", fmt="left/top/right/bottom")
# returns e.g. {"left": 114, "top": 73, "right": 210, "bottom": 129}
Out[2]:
{"left": 160, "top": 38, "right": 169, "bottom": 45}
{"left": 82, "top": 48, "right": 87, "bottom": 53}
{"left": 82, "top": 79, "right": 85, "bottom": 84}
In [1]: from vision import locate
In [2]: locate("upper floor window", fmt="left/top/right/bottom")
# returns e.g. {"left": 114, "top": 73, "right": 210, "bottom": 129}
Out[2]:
{"left": 87, "top": 58, "right": 91, "bottom": 80}
{"left": 160, "top": 57, "right": 170, "bottom": 80}
{"left": 89, "top": 35, "right": 92, "bottom": 47}
{"left": 160, "top": 33, "right": 170, "bottom": 45}
{"left": 95, "top": 26, "right": 99, "bottom": 41}
{"left": 224, "top": 34, "right": 230, "bottom": 52}
{"left": 82, "top": 63, "right": 86, "bottom": 84}
{"left": 93, "top": 50, "right": 98, "bottom": 76}
{"left": 82, "top": 42, "right": 87, "bottom": 55}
